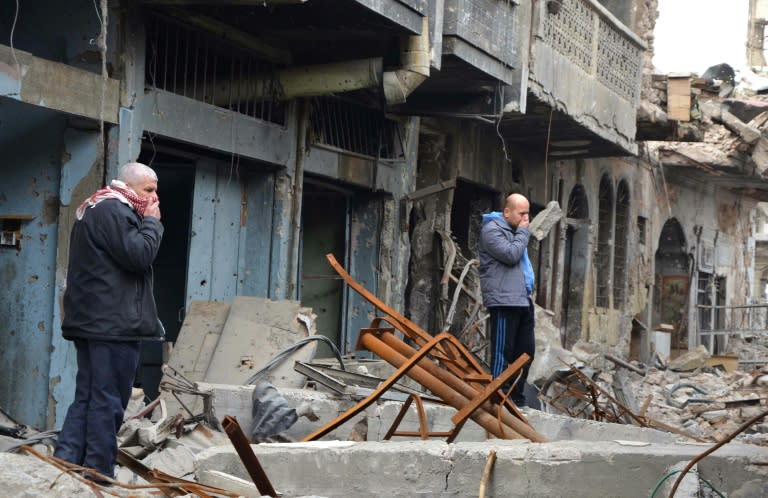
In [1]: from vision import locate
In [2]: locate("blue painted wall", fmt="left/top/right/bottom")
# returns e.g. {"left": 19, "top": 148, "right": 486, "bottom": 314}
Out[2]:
{"left": 49, "top": 128, "right": 103, "bottom": 428}
{"left": 0, "top": 98, "right": 65, "bottom": 429}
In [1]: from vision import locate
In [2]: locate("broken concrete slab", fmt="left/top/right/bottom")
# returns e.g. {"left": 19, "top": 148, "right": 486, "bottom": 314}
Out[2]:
{"left": 722, "top": 98, "right": 768, "bottom": 124}
{"left": 0, "top": 452, "right": 158, "bottom": 497}
{"left": 198, "top": 381, "right": 485, "bottom": 443}
{"left": 198, "top": 469, "right": 262, "bottom": 498}
{"left": 205, "top": 297, "right": 317, "bottom": 388}
{"left": 698, "top": 99, "right": 722, "bottom": 122}
{"left": 160, "top": 300, "right": 231, "bottom": 415}
{"left": 199, "top": 382, "right": 684, "bottom": 445}
{"left": 529, "top": 200, "right": 563, "bottom": 241}
{"left": 194, "top": 439, "right": 768, "bottom": 498}
{"left": 141, "top": 444, "right": 197, "bottom": 480}
{"left": 529, "top": 304, "right": 576, "bottom": 386}
{"left": 721, "top": 109, "right": 761, "bottom": 144}
{"left": 668, "top": 345, "right": 711, "bottom": 372}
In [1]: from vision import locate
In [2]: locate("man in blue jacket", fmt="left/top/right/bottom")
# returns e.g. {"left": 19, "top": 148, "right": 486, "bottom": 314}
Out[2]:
{"left": 54, "top": 162, "right": 164, "bottom": 481}
{"left": 479, "top": 192, "right": 535, "bottom": 407}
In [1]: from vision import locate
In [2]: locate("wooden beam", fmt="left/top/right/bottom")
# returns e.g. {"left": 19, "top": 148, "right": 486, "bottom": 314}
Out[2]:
{"left": 405, "top": 179, "right": 456, "bottom": 201}
{"left": 0, "top": 44, "right": 120, "bottom": 123}
{"left": 155, "top": 7, "right": 292, "bottom": 65}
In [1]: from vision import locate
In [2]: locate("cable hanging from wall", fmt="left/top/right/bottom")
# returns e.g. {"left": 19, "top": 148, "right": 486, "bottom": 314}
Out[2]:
{"left": 5, "top": 0, "right": 20, "bottom": 98}
{"left": 97, "top": 0, "right": 108, "bottom": 174}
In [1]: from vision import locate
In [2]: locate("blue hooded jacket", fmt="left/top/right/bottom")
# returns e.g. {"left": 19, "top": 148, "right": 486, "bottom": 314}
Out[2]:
{"left": 479, "top": 211, "right": 534, "bottom": 306}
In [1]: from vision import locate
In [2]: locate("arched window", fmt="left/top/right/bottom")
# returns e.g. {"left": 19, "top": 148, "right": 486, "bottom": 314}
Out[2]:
{"left": 562, "top": 184, "right": 590, "bottom": 349}
{"left": 613, "top": 181, "right": 630, "bottom": 307}
{"left": 596, "top": 175, "right": 613, "bottom": 308}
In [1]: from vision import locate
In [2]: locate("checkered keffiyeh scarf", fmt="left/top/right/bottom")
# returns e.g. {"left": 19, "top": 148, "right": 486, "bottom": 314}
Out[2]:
{"left": 75, "top": 180, "right": 149, "bottom": 220}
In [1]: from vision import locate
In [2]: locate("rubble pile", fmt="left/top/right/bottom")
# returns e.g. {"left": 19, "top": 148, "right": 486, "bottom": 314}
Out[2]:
{"left": 536, "top": 328, "right": 768, "bottom": 446}
{"left": 629, "top": 364, "right": 768, "bottom": 443}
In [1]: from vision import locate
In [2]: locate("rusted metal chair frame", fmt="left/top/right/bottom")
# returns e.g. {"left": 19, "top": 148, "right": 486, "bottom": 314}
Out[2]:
{"left": 300, "top": 254, "right": 546, "bottom": 443}
{"left": 383, "top": 393, "right": 457, "bottom": 441}
{"left": 303, "top": 330, "right": 468, "bottom": 441}
{"left": 326, "top": 253, "right": 528, "bottom": 421}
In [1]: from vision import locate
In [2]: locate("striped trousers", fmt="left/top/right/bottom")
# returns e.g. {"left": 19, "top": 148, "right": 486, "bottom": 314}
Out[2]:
{"left": 488, "top": 301, "right": 535, "bottom": 406}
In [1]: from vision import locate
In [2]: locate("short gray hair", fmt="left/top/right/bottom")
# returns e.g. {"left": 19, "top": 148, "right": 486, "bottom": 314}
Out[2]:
{"left": 118, "top": 162, "right": 158, "bottom": 184}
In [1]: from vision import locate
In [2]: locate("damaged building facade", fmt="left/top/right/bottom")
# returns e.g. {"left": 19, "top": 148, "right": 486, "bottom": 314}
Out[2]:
{"left": 1, "top": 0, "right": 766, "bottom": 438}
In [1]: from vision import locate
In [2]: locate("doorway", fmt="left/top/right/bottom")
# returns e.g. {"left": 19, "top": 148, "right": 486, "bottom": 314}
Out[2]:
{"left": 654, "top": 218, "right": 688, "bottom": 352}
{"left": 300, "top": 180, "right": 349, "bottom": 358}
{"left": 450, "top": 179, "right": 496, "bottom": 257}
{"left": 135, "top": 159, "right": 194, "bottom": 400}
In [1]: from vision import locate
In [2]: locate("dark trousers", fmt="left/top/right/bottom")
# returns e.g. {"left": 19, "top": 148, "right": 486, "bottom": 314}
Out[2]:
{"left": 54, "top": 339, "right": 141, "bottom": 478}
{"left": 489, "top": 302, "right": 535, "bottom": 406}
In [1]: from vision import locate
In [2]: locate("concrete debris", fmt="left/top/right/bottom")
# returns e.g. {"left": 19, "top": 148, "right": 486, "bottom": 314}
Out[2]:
{"left": 161, "top": 297, "right": 318, "bottom": 418}
{"left": 528, "top": 200, "right": 564, "bottom": 241}
{"left": 204, "top": 297, "right": 317, "bottom": 388}
{"left": 667, "top": 345, "right": 711, "bottom": 372}
{"left": 721, "top": 108, "right": 761, "bottom": 144}
{"left": 0, "top": 452, "right": 154, "bottom": 497}
{"left": 3, "top": 297, "right": 768, "bottom": 496}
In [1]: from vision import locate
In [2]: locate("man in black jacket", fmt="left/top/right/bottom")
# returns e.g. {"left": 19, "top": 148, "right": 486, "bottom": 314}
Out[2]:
{"left": 54, "top": 162, "right": 164, "bottom": 481}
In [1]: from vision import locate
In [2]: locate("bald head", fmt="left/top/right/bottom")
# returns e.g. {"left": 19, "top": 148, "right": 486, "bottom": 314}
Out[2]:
{"left": 503, "top": 193, "right": 530, "bottom": 229}
{"left": 505, "top": 193, "right": 528, "bottom": 211}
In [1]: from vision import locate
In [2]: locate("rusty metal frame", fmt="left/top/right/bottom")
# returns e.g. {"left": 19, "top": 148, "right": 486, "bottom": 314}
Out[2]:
{"left": 383, "top": 394, "right": 456, "bottom": 441}
{"left": 222, "top": 415, "right": 278, "bottom": 497}
{"left": 300, "top": 254, "right": 547, "bottom": 443}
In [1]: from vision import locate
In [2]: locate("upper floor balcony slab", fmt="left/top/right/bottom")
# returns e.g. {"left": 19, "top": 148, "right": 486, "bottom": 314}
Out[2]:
{"left": 510, "top": 0, "right": 646, "bottom": 157}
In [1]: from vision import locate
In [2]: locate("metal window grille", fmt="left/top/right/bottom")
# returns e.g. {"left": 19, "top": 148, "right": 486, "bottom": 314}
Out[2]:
{"left": 309, "top": 96, "right": 405, "bottom": 160}
{"left": 145, "top": 14, "right": 286, "bottom": 125}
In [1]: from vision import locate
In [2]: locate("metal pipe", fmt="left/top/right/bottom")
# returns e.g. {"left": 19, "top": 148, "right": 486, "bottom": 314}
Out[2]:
{"left": 378, "top": 331, "right": 545, "bottom": 442}
{"left": 286, "top": 99, "right": 309, "bottom": 299}
{"left": 222, "top": 415, "right": 278, "bottom": 497}
{"left": 383, "top": 16, "right": 430, "bottom": 104}
{"left": 359, "top": 332, "right": 524, "bottom": 440}
{"left": 208, "top": 58, "right": 383, "bottom": 105}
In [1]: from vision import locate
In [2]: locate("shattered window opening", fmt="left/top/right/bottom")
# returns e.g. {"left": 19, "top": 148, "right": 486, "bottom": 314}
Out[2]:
{"left": 637, "top": 215, "right": 647, "bottom": 246}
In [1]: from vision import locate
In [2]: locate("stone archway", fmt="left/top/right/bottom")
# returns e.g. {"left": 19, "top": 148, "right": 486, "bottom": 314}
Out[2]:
{"left": 654, "top": 218, "right": 689, "bottom": 351}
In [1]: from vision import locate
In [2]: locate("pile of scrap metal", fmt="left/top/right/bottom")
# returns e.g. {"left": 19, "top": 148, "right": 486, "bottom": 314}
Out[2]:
{"left": 537, "top": 341, "right": 768, "bottom": 446}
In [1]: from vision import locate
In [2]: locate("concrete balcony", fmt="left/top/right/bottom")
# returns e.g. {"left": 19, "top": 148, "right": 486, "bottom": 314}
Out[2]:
{"left": 505, "top": 0, "right": 646, "bottom": 158}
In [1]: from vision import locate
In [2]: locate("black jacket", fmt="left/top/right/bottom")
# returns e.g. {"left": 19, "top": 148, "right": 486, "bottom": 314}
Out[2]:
{"left": 62, "top": 199, "right": 164, "bottom": 341}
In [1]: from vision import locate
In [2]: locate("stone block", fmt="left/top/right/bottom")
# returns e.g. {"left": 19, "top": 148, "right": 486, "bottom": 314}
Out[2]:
{"left": 529, "top": 200, "right": 563, "bottom": 241}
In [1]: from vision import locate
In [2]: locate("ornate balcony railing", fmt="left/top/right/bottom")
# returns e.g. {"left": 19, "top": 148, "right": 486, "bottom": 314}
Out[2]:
{"left": 531, "top": 0, "right": 646, "bottom": 152}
